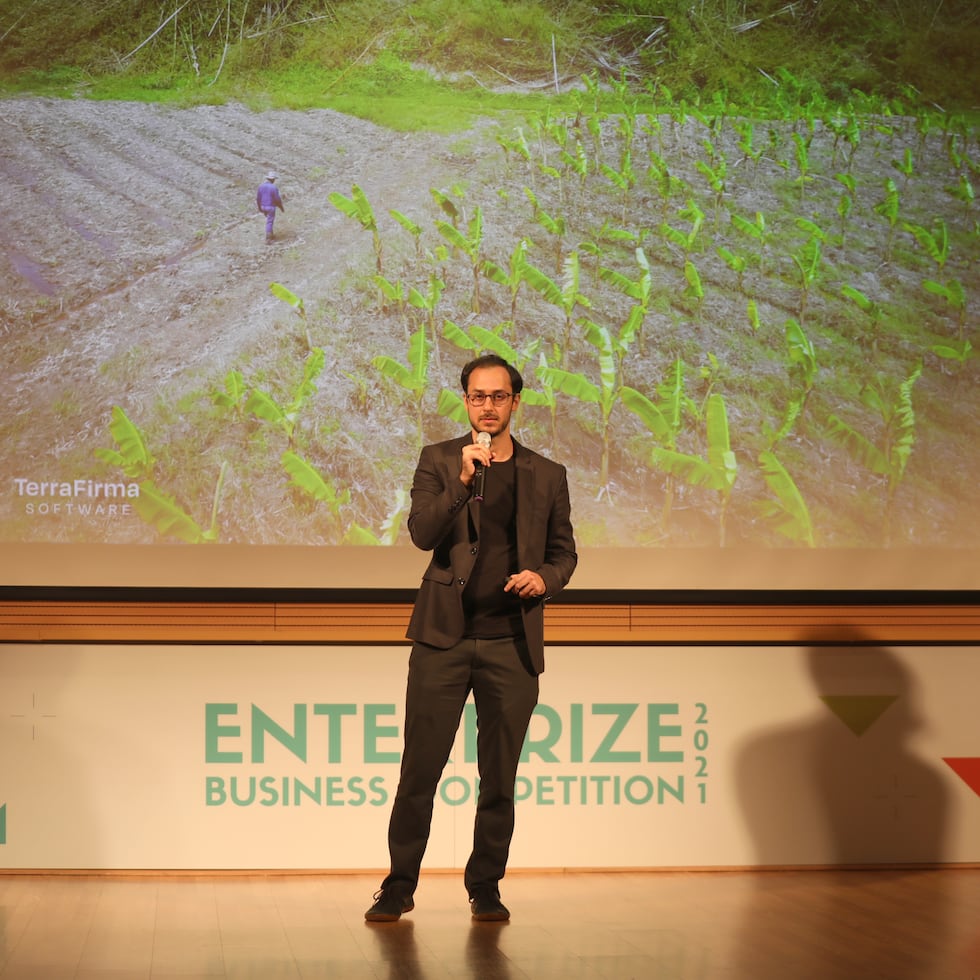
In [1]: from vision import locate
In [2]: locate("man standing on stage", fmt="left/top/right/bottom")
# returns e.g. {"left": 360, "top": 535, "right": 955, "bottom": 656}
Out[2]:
{"left": 365, "top": 353, "right": 578, "bottom": 922}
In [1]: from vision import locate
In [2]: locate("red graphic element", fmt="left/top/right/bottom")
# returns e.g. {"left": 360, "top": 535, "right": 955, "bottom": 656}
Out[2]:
{"left": 943, "top": 758, "right": 980, "bottom": 798}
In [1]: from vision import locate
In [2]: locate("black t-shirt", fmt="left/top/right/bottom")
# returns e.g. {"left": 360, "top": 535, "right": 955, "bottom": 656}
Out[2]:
{"left": 462, "top": 455, "right": 524, "bottom": 639}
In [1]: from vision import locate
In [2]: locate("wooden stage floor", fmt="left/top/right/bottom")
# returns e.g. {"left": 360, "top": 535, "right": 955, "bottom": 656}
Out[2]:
{"left": 0, "top": 868, "right": 978, "bottom": 978}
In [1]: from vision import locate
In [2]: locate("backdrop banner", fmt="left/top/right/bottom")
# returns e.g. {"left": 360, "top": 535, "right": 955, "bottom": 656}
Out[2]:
{"left": 1, "top": 643, "right": 977, "bottom": 869}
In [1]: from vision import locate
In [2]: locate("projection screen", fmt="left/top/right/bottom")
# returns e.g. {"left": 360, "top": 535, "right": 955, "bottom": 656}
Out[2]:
{"left": 1, "top": 92, "right": 977, "bottom": 593}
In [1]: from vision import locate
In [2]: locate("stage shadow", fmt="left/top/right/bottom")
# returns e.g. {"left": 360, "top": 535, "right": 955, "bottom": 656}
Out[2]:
{"left": 730, "top": 631, "right": 951, "bottom": 978}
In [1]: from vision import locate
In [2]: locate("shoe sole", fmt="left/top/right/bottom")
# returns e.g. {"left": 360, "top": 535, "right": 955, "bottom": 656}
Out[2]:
{"left": 365, "top": 900, "right": 414, "bottom": 923}
{"left": 471, "top": 908, "right": 510, "bottom": 922}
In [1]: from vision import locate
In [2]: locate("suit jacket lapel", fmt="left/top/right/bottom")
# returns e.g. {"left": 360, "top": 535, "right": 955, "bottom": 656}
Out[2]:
{"left": 514, "top": 442, "right": 535, "bottom": 563}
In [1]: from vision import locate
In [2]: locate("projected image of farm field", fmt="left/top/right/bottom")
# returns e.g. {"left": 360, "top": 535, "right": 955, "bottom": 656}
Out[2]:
{"left": 1, "top": 1, "right": 976, "bottom": 559}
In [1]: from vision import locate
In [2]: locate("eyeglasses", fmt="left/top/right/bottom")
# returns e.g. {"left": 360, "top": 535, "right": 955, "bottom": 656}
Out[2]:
{"left": 466, "top": 391, "right": 514, "bottom": 406}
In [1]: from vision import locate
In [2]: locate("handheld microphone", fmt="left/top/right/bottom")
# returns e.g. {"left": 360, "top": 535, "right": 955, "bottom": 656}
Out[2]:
{"left": 473, "top": 431, "right": 491, "bottom": 502}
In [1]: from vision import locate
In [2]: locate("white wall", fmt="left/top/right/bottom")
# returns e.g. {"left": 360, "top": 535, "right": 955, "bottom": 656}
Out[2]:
{"left": 1, "top": 642, "right": 977, "bottom": 869}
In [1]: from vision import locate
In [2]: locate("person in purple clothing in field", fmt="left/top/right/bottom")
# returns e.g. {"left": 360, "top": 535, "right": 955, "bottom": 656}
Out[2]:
{"left": 256, "top": 171, "right": 284, "bottom": 243}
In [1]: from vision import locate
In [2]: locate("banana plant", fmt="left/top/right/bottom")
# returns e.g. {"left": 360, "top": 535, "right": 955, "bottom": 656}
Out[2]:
{"left": 841, "top": 113, "right": 862, "bottom": 171}
{"left": 270, "top": 281, "right": 304, "bottom": 318}
{"left": 389, "top": 209, "right": 424, "bottom": 260}
{"left": 784, "top": 317, "right": 818, "bottom": 412}
{"left": 436, "top": 206, "right": 484, "bottom": 313}
{"left": 649, "top": 392, "right": 738, "bottom": 547}
{"left": 791, "top": 132, "right": 813, "bottom": 202}
{"left": 482, "top": 238, "right": 530, "bottom": 328}
{"left": 646, "top": 151, "right": 687, "bottom": 222}
{"left": 407, "top": 273, "right": 445, "bottom": 368}
{"left": 211, "top": 369, "right": 247, "bottom": 419}
{"left": 585, "top": 113, "right": 604, "bottom": 174}
{"left": 902, "top": 219, "right": 949, "bottom": 275}
{"left": 345, "top": 489, "right": 410, "bottom": 546}
{"left": 756, "top": 450, "right": 815, "bottom": 546}
{"left": 95, "top": 406, "right": 223, "bottom": 543}
{"left": 495, "top": 127, "right": 532, "bottom": 178}
{"left": 436, "top": 386, "right": 469, "bottom": 428}
{"left": 826, "top": 362, "right": 923, "bottom": 545}
{"left": 328, "top": 184, "right": 383, "bottom": 274}
{"left": 600, "top": 146, "right": 635, "bottom": 223}
{"left": 790, "top": 237, "right": 823, "bottom": 322}
{"left": 928, "top": 338, "right": 973, "bottom": 375}
{"left": 914, "top": 106, "right": 940, "bottom": 150}
{"left": 945, "top": 173, "right": 975, "bottom": 214}
{"left": 660, "top": 198, "right": 704, "bottom": 265}
{"left": 583, "top": 221, "right": 648, "bottom": 287}
{"left": 922, "top": 277, "right": 967, "bottom": 339}
{"left": 733, "top": 120, "right": 764, "bottom": 173}
{"left": 430, "top": 185, "right": 465, "bottom": 229}
{"left": 841, "top": 284, "right": 885, "bottom": 353}
{"left": 620, "top": 358, "right": 693, "bottom": 531}
{"left": 282, "top": 450, "right": 351, "bottom": 534}
{"left": 834, "top": 173, "right": 856, "bottom": 245}
{"left": 639, "top": 111, "right": 664, "bottom": 160}
{"left": 730, "top": 210, "right": 770, "bottom": 274}
{"left": 95, "top": 405, "right": 155, "bottom": 479}
{"left": 823, "top": 114, "right": 850, "bottom": 167}
{"left": 873, "top": 178, "right": 901, "bottom": 262}
{"left": 558, "top": 139, "right": 589, "bottom": 197}
{"left": 695, "top": 148, "right": 726, "bottom": 223}
{"left": 891, "top": 147, "right": 915, "bottom": 187}
{"left": 534, "top": 152, "right": 566, "bottom": 207}
{"left": 136, "top": 473, "right": 224, "bottom": 544}
{"left": 373, "top": 275, "right": 409, "bottom": 332}
{"left": 537, "top": 320, "right": 620, "bottom": 492}
{"left": 373, "top": 327, "right": 431, "bottom": 449}
{"left": 717, "top": 246, "right": 749, "bottom": 295}
{"left": 684, "top": 260, "right": 704, "bottom": 312}
{"left": 530, "top": 349, "right": 562, "bottom": 454}
{"left": 522, "top": 250, "right": 591, "bottom": 367}
{"left": 598, "top": 247, "right": 652, "bottom": 351}
{"left": 270, "top": 282, "right": 312, "bottom": 350}
{"left": 524, "top": 187, "right": 567, "bottom": 274}
{"left": 762, "top": 395, "right": 805, "bottom": 451}
{"left": 245, "top": 347, "right": 326, "bottom": 447}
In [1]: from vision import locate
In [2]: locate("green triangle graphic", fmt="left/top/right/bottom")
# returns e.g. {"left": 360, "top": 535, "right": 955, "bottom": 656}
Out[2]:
{"left": 820, "top": 695, "right": 899, "bottom": 736}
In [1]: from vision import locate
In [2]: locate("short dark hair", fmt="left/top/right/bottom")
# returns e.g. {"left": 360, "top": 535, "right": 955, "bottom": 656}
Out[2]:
{"left": 460, "top": 354, "right": 523, "bottom": 394}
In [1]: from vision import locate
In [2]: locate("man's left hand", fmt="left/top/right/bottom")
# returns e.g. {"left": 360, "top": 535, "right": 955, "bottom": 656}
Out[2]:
{"left": 504, "top": 571, "right": 545, "bottom": 598}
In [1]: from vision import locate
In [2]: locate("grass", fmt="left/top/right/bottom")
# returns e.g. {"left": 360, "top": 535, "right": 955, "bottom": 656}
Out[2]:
{"left": 4, "top": 1, "right": 978, "bottom": 126}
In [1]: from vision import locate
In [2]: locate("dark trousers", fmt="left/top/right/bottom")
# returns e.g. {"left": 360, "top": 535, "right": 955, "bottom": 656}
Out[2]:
{"left": 383, "top": 636, "right": 539, "bottom": 896}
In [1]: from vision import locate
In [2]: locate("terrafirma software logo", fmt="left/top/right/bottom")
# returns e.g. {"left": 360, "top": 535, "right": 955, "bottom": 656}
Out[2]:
{"left": 13, "top": 477, "right": 139, "bottom": 519}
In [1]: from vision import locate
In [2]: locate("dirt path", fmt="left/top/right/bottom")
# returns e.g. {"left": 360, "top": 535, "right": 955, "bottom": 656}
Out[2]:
{"left": 1, "top": 96, "right": 456, "bottom": 410}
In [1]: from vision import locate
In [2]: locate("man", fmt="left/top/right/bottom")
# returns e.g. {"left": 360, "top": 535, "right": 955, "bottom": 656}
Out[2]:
{"left": 366, "top": 353, "right": 577, "bottom": 923}
{"left": 256, "top": 171, "right": 284, "bottom": 243}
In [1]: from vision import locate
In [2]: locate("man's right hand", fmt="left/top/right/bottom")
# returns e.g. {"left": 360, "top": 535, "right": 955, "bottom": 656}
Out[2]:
{"left": 459, "top": 441, "right": 491, "bottom": 487}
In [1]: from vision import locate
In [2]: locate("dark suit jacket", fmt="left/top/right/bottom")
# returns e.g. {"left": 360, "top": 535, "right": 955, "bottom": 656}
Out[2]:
{"left": 405, "top": 434, "right": 577, "bottom": 674}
